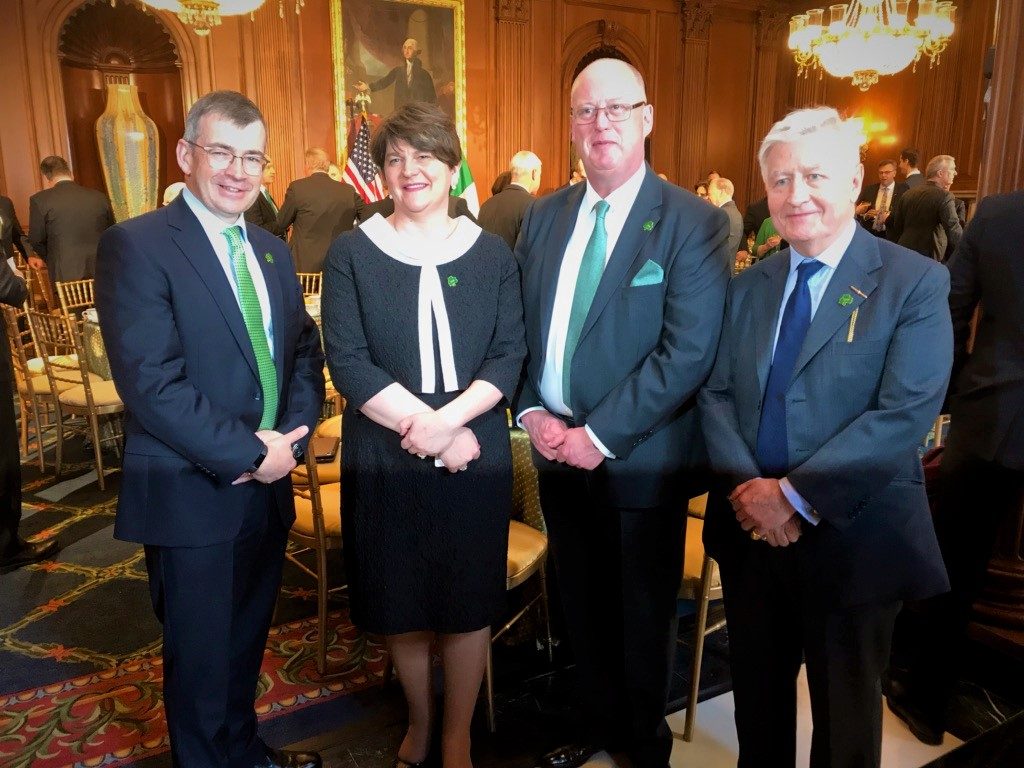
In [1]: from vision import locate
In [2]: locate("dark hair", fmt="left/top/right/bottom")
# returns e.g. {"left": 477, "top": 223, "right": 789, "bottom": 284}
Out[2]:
{"left": 899, "top": 148, "right": 919, "bottom": 168}
{"left": 491, "top": 170, "right": 512, "bottom": 195}
{"left": 39, "top": 156, "right": 71, "bottom": 179}
{"left": 878, "top": 158, "right": 897, "bottom": 168}
{"left": 370, "top": 102, "right": 462, "bottom": 170}
{"left": 184, "top": 90, "right": 265, "bottom": 143}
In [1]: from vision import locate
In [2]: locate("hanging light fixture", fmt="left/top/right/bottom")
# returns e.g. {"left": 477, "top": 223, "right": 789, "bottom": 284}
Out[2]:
{"left": 114, "top": 0, "right": 305, "bottom": 37}
{"left": 788, "top": 0, "right": 957, "bottom": 91}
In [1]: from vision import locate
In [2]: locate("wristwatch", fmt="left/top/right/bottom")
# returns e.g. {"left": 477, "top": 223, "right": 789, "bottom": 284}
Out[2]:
{"left": 291, "top": 442, "right": 304, "bottom": 462}
{"left": 246, "top": 446, "right": 268, "bottom": 475}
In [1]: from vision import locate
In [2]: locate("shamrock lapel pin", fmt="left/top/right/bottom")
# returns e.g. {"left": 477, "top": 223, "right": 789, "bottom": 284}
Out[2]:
{"left": 838, "top": 293, "right": 854, "bottom": 307}
{"left": 264, "top": 252, "right": 274, "bottom": 264}
{"left": 447, "top": 275, "right": 459, "bottom": 288}
{"left": 642, "top": 219, "right": 655, "bottom": 232}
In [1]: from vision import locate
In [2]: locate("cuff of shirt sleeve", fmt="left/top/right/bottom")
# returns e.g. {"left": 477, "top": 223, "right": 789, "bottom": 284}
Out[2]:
{"left": 584, "top": 424, "right": 616, "bottom": 459}
{"left": 779, "top": 477, "right": 820, "bottom": 525}
{"left": 515, "top": 406, "right": 546, "bottom": 430}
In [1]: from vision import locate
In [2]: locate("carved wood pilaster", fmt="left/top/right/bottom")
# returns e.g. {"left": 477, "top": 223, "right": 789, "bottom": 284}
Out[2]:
{"left": 493, "top": 0, "right": 529, "bottom": 173}
{"left": 681, "top": 0, "right": 714, "bottom": 43}
{"left": 792, "top": 67, "right": 828, "bottom": 108}
{"left": 495, "top": 0, "right": 529, "bottom": 24}
{"left": 677, "top": 1, "right": 715, "bottom": 187}
{"left": 747, "top": 8, "right": 788, "bottom": 203}
{"left": 977, "top": 0, "right": 1024, "bottom": 196}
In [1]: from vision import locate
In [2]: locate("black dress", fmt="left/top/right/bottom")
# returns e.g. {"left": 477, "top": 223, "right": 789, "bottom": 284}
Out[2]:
{"left": 321, "top": 214, "right": 526, "bottom": 634}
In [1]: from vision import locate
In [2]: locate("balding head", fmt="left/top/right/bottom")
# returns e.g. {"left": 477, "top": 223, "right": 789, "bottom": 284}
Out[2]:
{"left": 305, "top": 148, "right": 330, "bottom": 174}
{"left": 509, "top": 150, "right": 542, "bottom": 194}
{"left": 708, "top": 177, "right": 734, "bottom": 207}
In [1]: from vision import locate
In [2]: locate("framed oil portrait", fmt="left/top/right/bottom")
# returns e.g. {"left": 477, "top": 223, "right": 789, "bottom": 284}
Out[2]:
{"left": 330, "top": 0, "right": 466, "bottom": 160}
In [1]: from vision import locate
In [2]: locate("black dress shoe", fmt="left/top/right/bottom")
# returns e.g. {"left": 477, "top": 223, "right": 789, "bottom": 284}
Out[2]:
{"left": 0, "top": 538, "right": 58, "bottom": 572}
{"left": 886, "top": 693, "right": 944, "bottom": 746}
{"left": 259, "top": 745, "right": 323, "bottom": 768}
{"left": 540, "top": 743, "right": 600, "bottom": 768}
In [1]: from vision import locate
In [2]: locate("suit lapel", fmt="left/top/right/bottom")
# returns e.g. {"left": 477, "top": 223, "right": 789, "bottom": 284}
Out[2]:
{"left": 539, "top": 183, "right": 586, "bottom": 351}
{"left": 249, "top": 228, "right": 287, "bottom": 390}
{"left": 578, "top": 169, "right": 662, "bottom": 343}
{"left": 756, "top": 255, "right": 792, "bottom": 395}
{"left": 168, "top": 197, "right": 260, "bottom": 382}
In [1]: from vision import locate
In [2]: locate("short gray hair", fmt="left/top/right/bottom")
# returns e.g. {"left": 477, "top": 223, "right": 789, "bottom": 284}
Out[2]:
{"left": 509, "top": 150, "right": 541, "bottom": 175}
{"left": 758, "top": 107, "right": 863, "bottom": 179}
{"left": 183, "top": 91, "right": 265, "bottom": 143}
{"left": 710, "top": 177, "right": 734, "bottom": 197}
{"left": 925, "top": 154, "right": 955, "bottom": 179}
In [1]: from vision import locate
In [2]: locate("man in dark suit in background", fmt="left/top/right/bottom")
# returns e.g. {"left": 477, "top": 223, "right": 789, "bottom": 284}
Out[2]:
{"left": 707, "top": 177, "right": 744, "bottom": 255}
{"left": 478, "top": 150, "right": 541, "bottom": 248}
{"left": 277, "top": 148, "right": 363, "bottom": 272}
{"left": 97, "top": 91, "right": 324, "bottom": 768}
{"left": 888, "top": 154, "right": 962, "bottom": 261}
{"left": 742, "top": 194, "right": 769, "bottom": 240}
{"left": 245, "top": 159, "right": 285, "bottom": 239}
{"left": 516, "top": 58, "right": 730, "bottom": 768}
{"left": 886, "top": 189, "right": 1024, "bottom": 746}
{"left": 899, "top": 148, "right": 924, "bottom": 188}
{"left": 0, "top": 258, "right": 58, "bottom": 572}
{"left": 354, "top": 38, "right": 436, "bottom": 110}
{"left": 856, "top": 158, "right": 908, "bottom": 238}
{"left": 0, "top": 194, "right": 32, "bottom": 265}
{"left": 27, "top": 156, "right": 114, "bottom": 285}
{"left": 699, "top": 107, "right": 951, "bottom": 768}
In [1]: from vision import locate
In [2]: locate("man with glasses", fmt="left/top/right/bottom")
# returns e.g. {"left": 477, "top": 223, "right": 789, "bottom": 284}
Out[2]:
{"left": 515, "top": 58, "right": 730, "bottom": 768}
{"left": 96, "top": 90, "right": 325, "bottom": 768}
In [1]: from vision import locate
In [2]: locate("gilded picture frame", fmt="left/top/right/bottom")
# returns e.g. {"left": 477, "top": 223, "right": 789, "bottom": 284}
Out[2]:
{"left": 330, "top": 0, "right": 466, "bottom": 162}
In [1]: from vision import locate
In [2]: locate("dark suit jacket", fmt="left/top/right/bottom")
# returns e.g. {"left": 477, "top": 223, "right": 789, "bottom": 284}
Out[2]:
{"left": 888, "top": 180, "right": 962, "bottom": 261}
{"left": 699, "top": 226, "right": 952, "bottom": 608}
{"left": 96, "top": 195, "right": 325, "bottom": 547}
{"left": 277, "top": 172, "right": 363, "bottom": 272}
{"left": 743, "top": 196, "right": 769, "bottom": 239}
{"left": 0, "top": 196, "right": 31, "bottom": 263}
{"left": 720, "top": 199, "right": 744, "bottom": 254}
{"left": 946, "top": 190, "right": 1024, "bottom": 469}
{"left": 515, "top": 166, "right": 731, "bottom": 507}
{"left": 857, "top": 181, "right": 909, "bottom": 238}
{"left": 28, "top": 180, "right": 114, "bottom": 283}
{"left": 369, "top": 58, "right": 436, "bottom": 108}
{"left": 0, "top": 255, "right": 26, "bottom": 542}
{"left": 478, "top": 183, "right": 533, "bottom": 248}
{"left": 904, "top": 172, "right": 925, "bottom": 188}
{"left": 359, "top": 195, "right": 476, "bottom": 223}
{"left": 244, "top": 188, "right": 285, "bottom": 239}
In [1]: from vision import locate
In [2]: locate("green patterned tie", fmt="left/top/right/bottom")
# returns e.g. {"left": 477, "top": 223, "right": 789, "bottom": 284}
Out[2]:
{"left": 562, "top": 199, "right": 610, "bottom": 405}
{"left": 224, "top": 225, "right": 278, "bottom": 429}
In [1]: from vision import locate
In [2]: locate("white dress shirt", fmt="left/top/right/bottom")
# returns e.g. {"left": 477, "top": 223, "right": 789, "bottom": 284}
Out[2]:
{"left": 519, "top": 163, "right": 647, "bottom": 458}
{"left": 874, "top": 183, "right": 895, "bottom": 214}
{"left": 772, "top": 218, "right": 858, "bottom": 523}
{"left": 181, "top": 188, "right": 274, "bottom": 357}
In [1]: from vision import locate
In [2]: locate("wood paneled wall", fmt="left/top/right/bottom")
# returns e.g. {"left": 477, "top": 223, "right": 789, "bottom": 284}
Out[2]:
{"left": 0, "top": 0, "right": 1002, "bottom": 222}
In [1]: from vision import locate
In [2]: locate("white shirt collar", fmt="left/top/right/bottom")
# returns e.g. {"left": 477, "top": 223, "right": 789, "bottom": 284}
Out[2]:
{"left": 880, "top": 182, "right": 894, "bottom": 191}
{"left": 906, "top": 169, "right": 921, "bottom": 177}
{"left": 181, "top": 187, "right": 249, "bottom": 243}
{"left": 788, "top": 218, "right": 857, "bottom": 271}
{"left": 581, "top": 163, "right": 647, "bottom": 215}
{"left": 359, "top": 213, "right": 482, "bottom": 266}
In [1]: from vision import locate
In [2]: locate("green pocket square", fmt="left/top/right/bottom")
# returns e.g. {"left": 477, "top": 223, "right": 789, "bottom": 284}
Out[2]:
{"left": 630, "top": 259, "right": 664, "bottom": 287}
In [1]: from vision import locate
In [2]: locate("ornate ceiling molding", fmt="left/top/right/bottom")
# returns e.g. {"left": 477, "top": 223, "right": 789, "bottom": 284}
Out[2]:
{"left": 681, "top": 0, "right": 716, "bottom": 42}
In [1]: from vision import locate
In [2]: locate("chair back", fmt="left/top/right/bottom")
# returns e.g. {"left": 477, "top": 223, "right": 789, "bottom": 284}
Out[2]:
{"left": 2, "top": 304, "right": 37, "bottom": 395}
{"left": 510, "top": 428, "right": 545, "bottom": 533}
{"left": 296, "top": 272, "right": 322, "bottom": 297}
{"left": 26, "top": 309, "right": 90, "bottom": 400}
{"left": 55, "top": 279, "right": 95, "bottom": 319}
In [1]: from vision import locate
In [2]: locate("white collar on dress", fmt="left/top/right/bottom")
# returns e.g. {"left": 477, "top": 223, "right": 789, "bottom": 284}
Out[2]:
{"left": 359, "top": 212, "right": 482, "bottom": 266}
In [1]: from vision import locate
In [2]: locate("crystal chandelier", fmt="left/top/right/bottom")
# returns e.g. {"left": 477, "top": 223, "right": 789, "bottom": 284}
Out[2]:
{"left": 113, "top": 0, "right": 305, "bottom": 37}
{"left": 788, "top": 0, "right": 957, "bottom": 91}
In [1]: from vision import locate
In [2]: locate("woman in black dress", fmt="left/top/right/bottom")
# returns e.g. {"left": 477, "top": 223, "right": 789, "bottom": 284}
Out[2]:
{"left": 321, "top": 103, "right": 525, "bottom": 768}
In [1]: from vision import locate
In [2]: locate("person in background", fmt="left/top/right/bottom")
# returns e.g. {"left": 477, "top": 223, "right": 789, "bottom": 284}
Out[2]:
{"left": 321, "top": 102, "right": 525, "bottom": 768}
{"left": 707, "top": 177, "right": 744, "bottom": 256}
{"left": 244, "top": 160, "right": 285, "bottom": 239}
{"left": 162, "top": 182, "right": 186, "bottom": 206}
{"left": 478, "top": 150, "right": 541, "bottom": 248}
{"left": 899, "top": 148, "right": 924, "bottom": 188}
{"left": 490, "top": 170, "right": 512, "bottom": 196}
{"left": 1, "top": 192, "right": 33, "bottom": 266}
{"left": 888, "top": 154, "right": 962, "bottom": 262}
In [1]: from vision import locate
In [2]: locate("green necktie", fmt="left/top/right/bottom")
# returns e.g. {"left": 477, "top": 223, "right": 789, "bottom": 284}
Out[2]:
{"left": 562, "top": 199, "right": 610, "bottom": 405}
{"left": 224, "top": 226, "right": 278, "bottom": 430}
{"left": 263, "top": 188, "right": 278, "bottom": 215}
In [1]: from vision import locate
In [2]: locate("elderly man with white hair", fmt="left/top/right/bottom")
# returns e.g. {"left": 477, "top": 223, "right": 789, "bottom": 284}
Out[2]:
{"left": 477, "top": 150, "right": 541, "bottom": 248}
{"left": 699, "top": 107, "right": 953, "bottom": 768}
{"left": 888, "top": 153, "right": 962, "bottom": 261}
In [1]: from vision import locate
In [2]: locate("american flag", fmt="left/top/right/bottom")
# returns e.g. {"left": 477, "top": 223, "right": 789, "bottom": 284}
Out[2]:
{"left": 344, "top": 114, "right": 384, "bottom": 203}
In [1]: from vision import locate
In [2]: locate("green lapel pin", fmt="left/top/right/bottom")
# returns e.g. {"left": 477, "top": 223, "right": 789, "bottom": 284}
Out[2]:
{"left": 838, "top": 293, "right": 853, "bottom": 307}
{"left": 642, "top": 220, "right": 655, "bottom": 232}
{"left": 264, "top": 252, "right": 274, "bottom": 264}
{"left": 447, "top": 275, "right": 458, "bottom": 287}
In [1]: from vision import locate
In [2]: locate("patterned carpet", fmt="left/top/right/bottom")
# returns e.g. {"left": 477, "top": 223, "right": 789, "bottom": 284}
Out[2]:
{"left": 0, "top": 441, "right": 387, "bottom": 768}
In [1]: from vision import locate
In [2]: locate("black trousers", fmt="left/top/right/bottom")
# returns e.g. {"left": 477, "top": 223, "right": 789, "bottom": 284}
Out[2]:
{"left": 537, "top": 464, "right": 685, "bottom": 768}
{"left": 0, "top": 379, "right": 23, "bottom": 557}
{"left": 889, "top": 436, "right": 1024, "bottom": 725}
{"left": 719, "top": 540, "right": 900, "bottom": 768}
{"left": 145, "top": 492, "right": 287, "bottom": 768}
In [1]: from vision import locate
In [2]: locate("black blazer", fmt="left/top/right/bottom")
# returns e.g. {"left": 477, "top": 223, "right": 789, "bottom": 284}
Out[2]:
{"left": 369, "top": 58, "right": 436, "bottom": 109}
{"left": 720, "top": 199, "right": 744, "bottom": 254}
{"left": 904, "top": 172, "right": 925, "bottom": 188}
{"left": 743, "top": 196, "right": 769, "bottom": 239}
{"left": 96, "top": 195, "right": 325, "bottom": 547}
{"left": 359, "top": 195, "right": 476, "bottom": 223}
{"left": 244, "top": 189, "right": 285, "bottom": 239}
{"left": 28, "top": 180, "right": 114, "bottom": 283}
{"left": 888, "top": 180, "right": 962, "bottom": 261}
{"left": 946, "top": 191, "right": 1024, "bottom": 469}
{"left": 478, "top": 183, "right": 533, "bottom": 248}
{"left": 857, "top": 181, "right": 909, "bottom": 238}
{"left": 277, "top": 172, "right": 363, "bottom": 272}
{"left": 0, "top": 196, "right": 31, "bottom": 263}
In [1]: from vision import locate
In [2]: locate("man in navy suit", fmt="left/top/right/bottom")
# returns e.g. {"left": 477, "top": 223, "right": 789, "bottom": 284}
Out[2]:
{"left": 96, "top": 91, "right": 325, "bottom": 768}
{"left": 699, "top": 107, "right": 952, "bottom": 768}
{"left": 516, "top": 58, "right": 730, "bottom": 768}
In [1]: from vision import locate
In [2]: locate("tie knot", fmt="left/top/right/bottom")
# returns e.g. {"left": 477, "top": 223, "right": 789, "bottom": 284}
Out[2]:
{"left": 593, "top": 199, "right": 610, "bottom": 221}
{"left": 223, "top": 225, "right": 244, "bottom": 251}
{"left": 796, "top": 259, "right": 824, "bottom": 285}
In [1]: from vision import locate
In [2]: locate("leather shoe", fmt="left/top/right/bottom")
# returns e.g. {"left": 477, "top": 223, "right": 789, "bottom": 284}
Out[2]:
{"left": 0, "top": 538, "right": 58, "bottom": 572}
{"left": 886, "top": 693, "right": 943, "bottom": 746}
{"left": 539, "top": 743, "right": 600, "bottom": 768}
{"left": 258, "top": 745, "right": 322, "bottom": 768}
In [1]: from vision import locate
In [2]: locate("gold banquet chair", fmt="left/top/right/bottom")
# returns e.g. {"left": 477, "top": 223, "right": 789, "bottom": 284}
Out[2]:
{"left": 290, "top": 414, "right": 342, "bottom": 488}
{"left": 677, "top": 493, "right": 726, "bottom": 742}
{"left": 2, "top": 304, "right": 59, "bottom": 470}
{"left": 296, "top": 272, "right": 322, "bottom": 297}
{"left": 55, "top": 278, "right": 95, "bottom": 319}
{"left": 28, "top": 309, "right": 123, "bottom": 490}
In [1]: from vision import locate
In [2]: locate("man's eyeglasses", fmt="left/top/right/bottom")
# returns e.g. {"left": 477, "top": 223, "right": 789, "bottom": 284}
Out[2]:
{"left": 184, "top": 141, "right": 268, "bottom": 176}
{"left": 570, "top": 101, "right": 646, "bottom": 124}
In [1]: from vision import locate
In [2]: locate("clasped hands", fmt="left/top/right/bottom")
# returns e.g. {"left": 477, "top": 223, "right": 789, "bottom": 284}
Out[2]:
{"left": 232, "top": 425, "right": 309, "bottom": 485}
{"left": 520, "top": 409, "right": 605, "bottom": 470}
{"left": 729, "top": 477, "right": 803, "bottom": 547}
{"left": 398, "top": 411, "right": 480, "bottom": 473}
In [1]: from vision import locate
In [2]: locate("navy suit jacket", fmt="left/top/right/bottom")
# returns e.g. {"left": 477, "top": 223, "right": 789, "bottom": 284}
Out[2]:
{"left": 699, "top": 225, "right": 952, "bottom": 607}
{"left": 96, "top": 195, "right": 325, "bottom": 547}
{"left": 515, "top": 166, "right": 731, "bottom": 507}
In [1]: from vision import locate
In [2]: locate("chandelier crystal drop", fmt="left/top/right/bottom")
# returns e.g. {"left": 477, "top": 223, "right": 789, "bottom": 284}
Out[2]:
{"left": 788, "top": 0, "right": 957, "bottom": 91}
{"left": 123, "top": 1, "right": 303, "bottom": 36}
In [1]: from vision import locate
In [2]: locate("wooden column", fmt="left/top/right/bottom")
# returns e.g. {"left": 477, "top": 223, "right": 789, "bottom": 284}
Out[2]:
{"left": 792, "top": 69, "right": 828, "bottom": 109}
{"left": 494, "top": 0, "right": 530, "bottom": 175}
{"left": 746, "top": 8, "right": 787, "bottom": 205}
{"left": 677, "top": 1, "right": 715, "bottom": 189}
